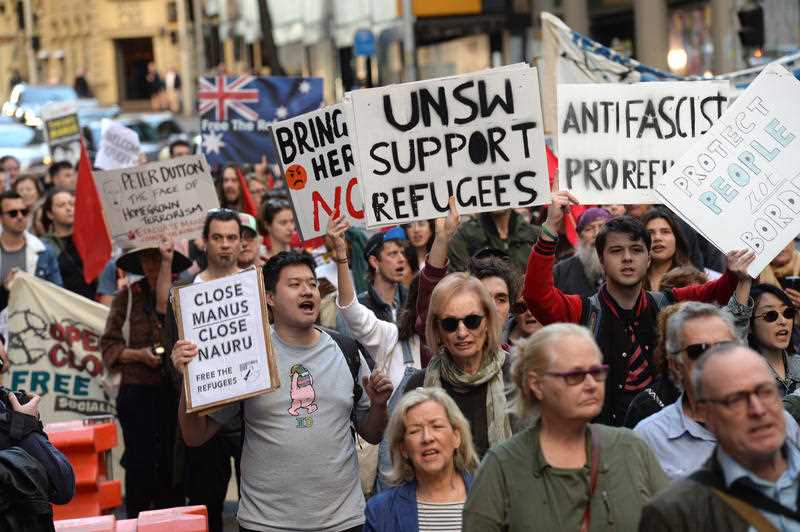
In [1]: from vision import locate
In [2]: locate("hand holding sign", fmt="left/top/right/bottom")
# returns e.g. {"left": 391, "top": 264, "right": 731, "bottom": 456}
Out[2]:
{"left": 725, "top": 249, "right": 757, "bottom": 280}
{"left": 171, "top": 339, "right": 199, "bottom": 371}
{"left": 434, "top": 196, "right": 461, "bottom": 241}
{"left": 362, "top": 369, "right": 393, "bottom": 408}
{"left": 325, "top": 215, "right": 350, "bottom": 260}
{"left": 543, "top": 191, "right": 580, "bottom": 236}
{"left": 159, "top": 237, "right": 175, "bottom": 264}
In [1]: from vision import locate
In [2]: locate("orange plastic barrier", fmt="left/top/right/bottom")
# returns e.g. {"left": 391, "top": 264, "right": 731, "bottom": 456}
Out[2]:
{"left": 55, "top": 506, "right": 209, "bottom": 531}
{"left": 46, "top": 415, "right": 122, "bottom": 520}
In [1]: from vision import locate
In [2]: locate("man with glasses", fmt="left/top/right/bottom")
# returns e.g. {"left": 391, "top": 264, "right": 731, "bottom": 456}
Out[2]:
{"left": 640, "top": 344, "right": 800, "bottom": 531}
{"left": 0, "top": 190, "right": 61, "bottom": 312}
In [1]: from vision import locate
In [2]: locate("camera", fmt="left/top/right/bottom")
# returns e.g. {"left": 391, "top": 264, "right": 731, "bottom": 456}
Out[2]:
{"left": 0, "top": 386, "right": 31, "bottom": 411}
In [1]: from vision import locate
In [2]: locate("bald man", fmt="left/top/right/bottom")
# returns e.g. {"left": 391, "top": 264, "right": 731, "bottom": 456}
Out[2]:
{"left": 640, "top": 345, "right": 800, "bottom": 531}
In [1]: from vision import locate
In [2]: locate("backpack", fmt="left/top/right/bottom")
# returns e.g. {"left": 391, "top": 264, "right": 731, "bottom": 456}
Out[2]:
{"left": 581, "top": 290, "right": 673, "bottom": 336}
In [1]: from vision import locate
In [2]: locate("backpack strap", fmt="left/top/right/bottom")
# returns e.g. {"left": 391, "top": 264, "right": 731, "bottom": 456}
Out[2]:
{"left": 316, "top": 327, "right": 374, "bottom": 408}
{"left": 711, "top": 489, "right": 778, "bottom": 532}
{"left": 121, "top": 284, "right": 133, "bottom": 347}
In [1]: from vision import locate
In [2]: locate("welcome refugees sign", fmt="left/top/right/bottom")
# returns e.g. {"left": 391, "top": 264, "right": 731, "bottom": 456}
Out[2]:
{"left": 173, "top": 268, "right": 279, "bottom": 412}
{"left": 95, "top": 154, "right": 219, "bottom": 248}
{"left": 655, "top": 64, "right": 800, "bottom": 277}
{"left": 271, "top": 103, "right": 365, "bottom": 240}
{"left": 348, "top": 64, "right": 551, "bottom": 227}
{"left": 557, "top": 81, "right": 731, "bottom": 204}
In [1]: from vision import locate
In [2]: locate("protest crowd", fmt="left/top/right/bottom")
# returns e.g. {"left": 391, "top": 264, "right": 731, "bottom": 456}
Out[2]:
{"left": 2, "top": 39, "right": 800, "bottom": 532}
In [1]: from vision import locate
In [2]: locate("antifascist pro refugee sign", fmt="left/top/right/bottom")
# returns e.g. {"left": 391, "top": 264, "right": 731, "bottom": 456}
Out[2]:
{"left": 655, "top": 63, "right": 800, "bottom": 278}
{"left": 41, "top": 101, "right": 81, "bottom": 167}
{"left": 94, "top": 154, "right": 220, "bottom": 247}
{"left": 557, "top": 80, "right": 731, "bottom": 204}
{"left": 348, "top": 64, "right": 551, "bottom": 227}
{"left": 172, "top": 267, "right": 279, "bottom": 412}
{"left": 271, "top": 103, "right": 365, "bottom": 240}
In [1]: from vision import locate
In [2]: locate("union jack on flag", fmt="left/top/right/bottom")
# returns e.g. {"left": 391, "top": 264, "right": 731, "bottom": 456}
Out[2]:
{"left": 198, "top": 75, "right": 260, "bottom": 121}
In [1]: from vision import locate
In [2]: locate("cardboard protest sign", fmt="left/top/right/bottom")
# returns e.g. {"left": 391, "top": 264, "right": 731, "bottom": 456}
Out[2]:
{"left": 271, "top": 103, "right": 364, "bottom": 240}
{"left": 199, "top": 75, "right": 324, "bottom": 167}
{"left": 348, "top": 64, "right": 551, "bottom": 227}
{"left": 95, "top": 120, "right": 140, "bottom": 170}
{"left": 94, "top": 154, "right": 219, "bottom": 247}
{"left": 5, "top": 273, "right": 115, "bottom": 422}
{"left": 172, "top": 268, "right": 278, "bottom": 412}
{"left": 41, "top": 101, "right": 81, "bottom": 167}
{"left": 557, "top": 81, "right": 731, "bottom": 204}
{"left": 655, "top": 63, "right": 800, "bottom": 277}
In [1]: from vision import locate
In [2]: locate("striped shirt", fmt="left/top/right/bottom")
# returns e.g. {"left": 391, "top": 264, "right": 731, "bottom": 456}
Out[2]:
{"left": 417, "top": 500, "right": 465, "bottom": 532}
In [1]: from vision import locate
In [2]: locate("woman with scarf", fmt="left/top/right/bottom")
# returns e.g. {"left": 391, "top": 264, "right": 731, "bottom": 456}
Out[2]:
{"left": 403, "top": 243, "right": 513, "bottom": 458}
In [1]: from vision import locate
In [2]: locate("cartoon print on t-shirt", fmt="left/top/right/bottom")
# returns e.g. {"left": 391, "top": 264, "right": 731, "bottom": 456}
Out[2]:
{"left": 288, "top": 363, "right": 318, "bottom": 417}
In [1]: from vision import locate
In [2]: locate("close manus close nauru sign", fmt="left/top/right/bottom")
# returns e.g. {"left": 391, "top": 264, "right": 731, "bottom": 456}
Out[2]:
{"left": 348, "top": 63, "right": 551, "bottom": 227}
{"left": 557, "top": 80, "right": 731, "bottom": 204}
{"left": 655, "top": 63, "right": 800, "bottom": 278}
{"left": 270, "top": 102, "right": 365, "bottom": 240}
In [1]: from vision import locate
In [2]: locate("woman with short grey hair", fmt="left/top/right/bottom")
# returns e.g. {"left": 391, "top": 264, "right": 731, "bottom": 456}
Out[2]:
{"left": 365, "top": 387, "right": 478, "bottom": 532}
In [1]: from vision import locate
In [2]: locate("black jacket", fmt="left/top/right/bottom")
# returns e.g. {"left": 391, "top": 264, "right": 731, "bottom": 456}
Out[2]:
{"left": 553, "top": 254, "right": 600, "bottom": 297}
{"left": 0, "top": 447, "right": 57, "bottom": 532}
{"left": 357, "top": 284, "right": 408, "bottom": 324}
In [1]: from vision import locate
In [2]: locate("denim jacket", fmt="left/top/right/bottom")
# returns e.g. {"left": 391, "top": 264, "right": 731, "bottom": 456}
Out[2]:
{"left": 365, "top": 473, "right": 473, "bottom": 532}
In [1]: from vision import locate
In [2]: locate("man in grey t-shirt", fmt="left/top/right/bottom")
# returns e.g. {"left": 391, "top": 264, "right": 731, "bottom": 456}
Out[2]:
{"left": 172, "top": 251, "right": 393, "bottom": 532}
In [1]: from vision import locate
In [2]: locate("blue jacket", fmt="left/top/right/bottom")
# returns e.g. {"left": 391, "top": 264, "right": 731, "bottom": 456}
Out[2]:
{"left": 365, "top": 473, "right": 473, "bottom": 532}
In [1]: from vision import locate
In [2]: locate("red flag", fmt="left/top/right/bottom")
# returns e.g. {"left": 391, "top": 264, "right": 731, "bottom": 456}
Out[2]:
{"left": 236, "top": 167, "right": 258, "bottom": 217}
{"left": 74, "top": 140, "right": 112, "bottom": 284}
{"left": 545, "top": 146, "right": 588, "bottom": 248}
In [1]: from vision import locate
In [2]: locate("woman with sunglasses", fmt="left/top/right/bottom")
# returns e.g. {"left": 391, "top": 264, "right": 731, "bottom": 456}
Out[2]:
{"left": 464, "top": 323, "right": 668, "bottom": 531}
{"left": 748, "top": 283, "right": 800, "bottom": 396}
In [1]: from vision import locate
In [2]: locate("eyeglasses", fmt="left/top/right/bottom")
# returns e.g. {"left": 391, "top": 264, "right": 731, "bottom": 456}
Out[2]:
{"left": 3, "top": 208, "right": 29, "bottom": 218}
{"left": 698, "top": 382, "right": 780, "bottom": 413}
{"left": 439, "top": 314, "right": 484, "bottom": 333}
{"left": 671, "top": 341, "right": 737, "bottom": 361}
{"left": 755, "top": 308, "right": 797, "bottom": 323}
{"left": 545, "top": 364, "right": 609, "bottom": 385}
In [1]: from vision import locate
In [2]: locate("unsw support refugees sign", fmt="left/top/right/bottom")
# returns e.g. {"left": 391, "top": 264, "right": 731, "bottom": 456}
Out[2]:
{"left": 655, "top": 63, "right": 800, "bottom": 278}
{"left": 271, "top": 102, "right": 365, "bottom": 240}
{"left": 4, "top": 273, "right": 114, "bottom": 422}
{"left": 557, "top": 81, "right": 731, "bottom": 204}
{"left": 348, "top": 64, "right": 551, "bottom": 227}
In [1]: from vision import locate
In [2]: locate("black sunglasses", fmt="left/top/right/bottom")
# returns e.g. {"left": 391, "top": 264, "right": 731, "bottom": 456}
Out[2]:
{"left": 3, "top": 208, "right": 29, "bottom": 218}
{"left": 755, "top": 308, "right": 797, "bottom": 323}
{"left": 675, "top": 340, "right": 736, "bottom": 361}
{"left": 439, "top": 314, "right": 484, "bottom": 333}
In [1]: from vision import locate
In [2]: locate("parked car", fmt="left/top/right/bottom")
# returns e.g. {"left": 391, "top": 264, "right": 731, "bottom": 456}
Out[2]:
{"left": 2, "top": 84, "right": 119, "bottom": 128}
{"left": 0, "top": 117, "right": 49, "bottom": 173}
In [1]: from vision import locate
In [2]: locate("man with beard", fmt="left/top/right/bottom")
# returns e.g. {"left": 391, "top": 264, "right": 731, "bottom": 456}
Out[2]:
{"left": 172, "top": 251, "right": 392, "bottom": 532}
{"left": 165, "top": 208, "right": 244, "bottom": 532}
{"left": 524, "top": 191, "right": 755, "bottom": 426}
{"left": 553, "top": 207, "right": 611, "bottom": 297}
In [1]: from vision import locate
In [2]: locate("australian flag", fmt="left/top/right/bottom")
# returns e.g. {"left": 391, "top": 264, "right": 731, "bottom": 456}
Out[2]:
{"left": 199, "top": 75, "right": 324, "bottom": 169}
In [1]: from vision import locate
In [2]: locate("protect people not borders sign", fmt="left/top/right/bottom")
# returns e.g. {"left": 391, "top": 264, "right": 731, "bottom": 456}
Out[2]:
{"left": 655, "top": 63, "right": 800, "bottom": 277}
{"left": 557, "top": 80, "right": 730, "bottom": 204}
{"left": 348, "top": 64, "right": 551, "bottom": 227}
{"left": 172, "top": 268, "right": 279, "bottom": 412}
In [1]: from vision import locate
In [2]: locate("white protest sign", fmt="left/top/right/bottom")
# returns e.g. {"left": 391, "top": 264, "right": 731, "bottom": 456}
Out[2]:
{"left": 41, "top": 101, "right": 81, "bottom": 167}
{"left": 349, "top": 64, "right": 551, "bottom": 227}
{"left": 174, "top": 268, "right": 278, "bottom": 412}
{"left": 270, "top": 103, "right": 365, "bottom": 240}
{"left": 95, "top": 120, "right": 141, "bottom": 170}
{"left": 557, "top": 81, "right": 731, "bottom": 204}
{"left": 655, "top": 63, "right": 800, "bottom": 277}
{"left": 94, "top": 154, "right": 219, "bottom": 247}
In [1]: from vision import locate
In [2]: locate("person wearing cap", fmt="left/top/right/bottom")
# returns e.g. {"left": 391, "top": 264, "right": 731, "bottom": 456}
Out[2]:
{"left": 446, "top": 209, "right": 539, "bottom": 274}
{"left": 360, "top": 227, "right": 409, "bottom": 324}
{"left": 238, "top": 211, "right": 263, "bottom": 268}
{"left": 99, "top": 238, "right": 191, "bottom": 518}
{"left": 553, "top": 207, "right": 612, "bottom": 297}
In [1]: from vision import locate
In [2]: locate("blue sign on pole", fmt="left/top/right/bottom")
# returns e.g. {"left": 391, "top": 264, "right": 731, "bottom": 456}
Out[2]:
{"left": 354, "top": 29, "right": 376, "bottom": 57}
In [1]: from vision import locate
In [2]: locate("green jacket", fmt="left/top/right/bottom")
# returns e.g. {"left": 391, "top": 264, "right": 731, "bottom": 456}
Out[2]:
{"left": 447, "top": 211, "right": 540, "bottom": 274}
{"left": 463, "top": 420, "right": 668, "bottom": 532}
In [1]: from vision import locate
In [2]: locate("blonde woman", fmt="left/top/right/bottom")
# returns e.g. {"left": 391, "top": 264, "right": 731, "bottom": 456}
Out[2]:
{"left": 404, "top": 270, "right": 513, "bottom": 458}
{"left": 464, "top": 323, "right": 668, "bottom": 532}
{"left": 365, "top": 387, "right": 478, "bottom": 532}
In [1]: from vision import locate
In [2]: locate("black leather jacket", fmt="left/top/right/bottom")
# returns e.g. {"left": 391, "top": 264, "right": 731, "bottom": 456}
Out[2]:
{"left": 0, "top": 447, "right": 57, "bottom": 531}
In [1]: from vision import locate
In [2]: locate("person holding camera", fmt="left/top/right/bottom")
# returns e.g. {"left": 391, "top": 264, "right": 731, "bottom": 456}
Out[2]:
{"left": 0, "top": 385, "right": 75, "bottom": 530}
{"left": 99, "top": 238, "right": 192, "bottom": 517}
